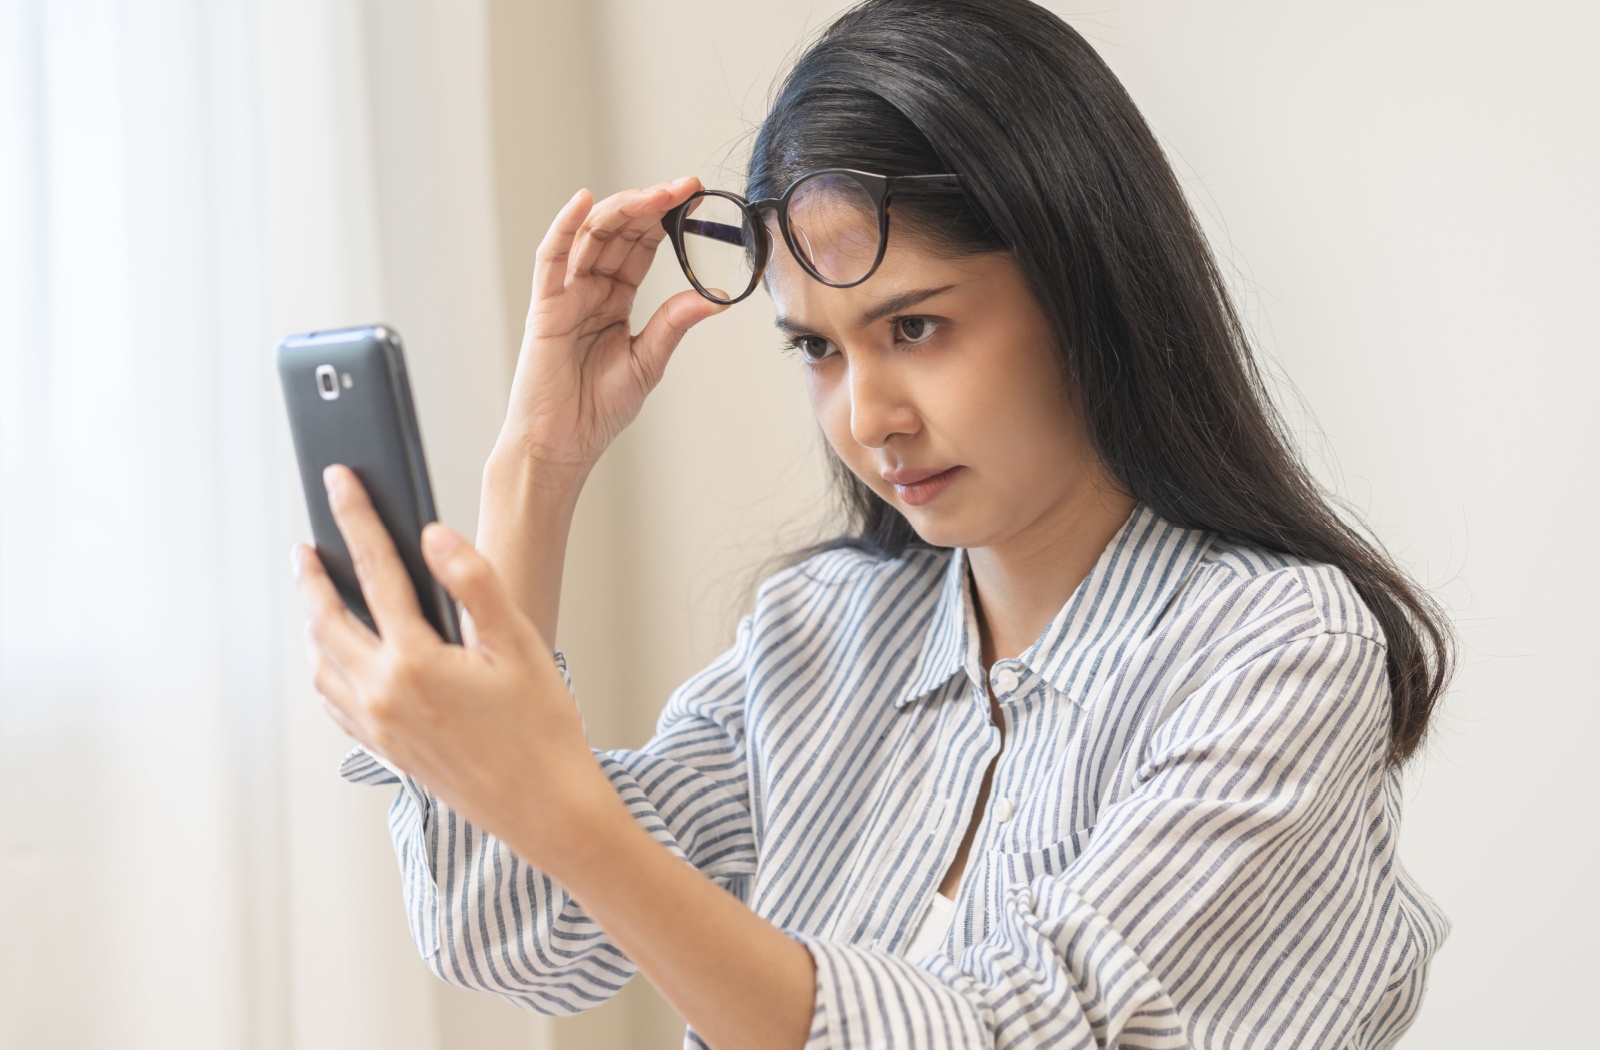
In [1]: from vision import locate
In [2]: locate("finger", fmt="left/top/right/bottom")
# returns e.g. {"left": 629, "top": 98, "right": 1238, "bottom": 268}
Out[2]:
{"left": 571, "top": 177, "right": 700, "bottom": 281}
{"left": 533, "top": 188, "right": 593, "bottom": 302}
{"left": 612, "top": 176, "right": 711, "bottom": 288}
{"left": 593, "top": 178, "right": 697, "bottom": 278}
{"left": 299, "top": 613, "right": 368, "bottom": 731}
{"left": 610, "top": 224, "right": 671, "bottom": 289}
{"left": 588, "top": 190, "right": 663, "bottom": 278}
{"left": 314, "top": 651, "right": 406, "bottom": 772}
{"left": 630, "top": 287, "right": 730, "bottom": 385}
{"left": 420, "top": 523, "right": 532, "bottom": 651}
{"left": 319, "top": 691, "right": 365, "bottom": 742}
{"left": 314, "top": 669, "right": 367, "bottom": 744}
{"left": 295, "top": 543, "right": 380, "bottom": 672}
{"left": 567, "top": 190, "right": 646, "bottom": 281}
{"left": 322, "top": 465, "right": 431, "bottom": 644}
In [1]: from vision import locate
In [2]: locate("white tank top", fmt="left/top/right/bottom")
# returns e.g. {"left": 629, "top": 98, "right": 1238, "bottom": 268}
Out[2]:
{"left": 901, "top": 890, "right": 956, "bottom": 961}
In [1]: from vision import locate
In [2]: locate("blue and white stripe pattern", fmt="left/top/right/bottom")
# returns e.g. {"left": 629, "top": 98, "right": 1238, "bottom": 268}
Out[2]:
{"left": 340, "top": 504, "right": 1448, "bottom": 1048}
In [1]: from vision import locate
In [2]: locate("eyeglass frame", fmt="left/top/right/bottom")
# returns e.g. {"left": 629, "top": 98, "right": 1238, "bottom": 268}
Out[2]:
{"left": 660, "top": 168, "right": 964, "bottom": 305}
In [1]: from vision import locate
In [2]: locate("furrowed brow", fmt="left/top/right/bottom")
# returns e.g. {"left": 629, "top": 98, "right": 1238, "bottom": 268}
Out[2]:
{"left": 773, "top": 284, "right": 956, "bottom": 335}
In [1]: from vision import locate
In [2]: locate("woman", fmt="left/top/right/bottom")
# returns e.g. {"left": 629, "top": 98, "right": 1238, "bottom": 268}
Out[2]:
{"left": 294, "top": 1, "right": 1452, "bottom": 1046}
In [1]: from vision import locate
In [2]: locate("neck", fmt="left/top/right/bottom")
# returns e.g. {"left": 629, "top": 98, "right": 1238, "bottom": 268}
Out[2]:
{"left": 966, "top": 476, "right": 1136, "bottom": 667}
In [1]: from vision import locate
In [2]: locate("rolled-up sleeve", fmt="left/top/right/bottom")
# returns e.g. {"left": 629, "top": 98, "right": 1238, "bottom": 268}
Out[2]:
{"left": 339, "top": 618, "right": 760, "bottom": 1015}
{"left": 791, "top": 627, "right": 1411, "bottom": 1049}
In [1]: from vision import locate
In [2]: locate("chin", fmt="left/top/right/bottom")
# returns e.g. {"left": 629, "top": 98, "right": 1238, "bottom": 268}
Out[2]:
{"left": 897, "top": 507, "right": 989, "bottom": 551}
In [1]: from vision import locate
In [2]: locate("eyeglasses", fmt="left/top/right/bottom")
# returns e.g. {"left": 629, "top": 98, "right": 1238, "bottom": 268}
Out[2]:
{"left": 660, "top": 168, "right": 963, "bottom": 305}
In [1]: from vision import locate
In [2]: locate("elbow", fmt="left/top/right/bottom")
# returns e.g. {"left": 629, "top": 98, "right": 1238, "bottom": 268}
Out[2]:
{"left": 423, "top": 914, "right": 638, "bottom": 1016}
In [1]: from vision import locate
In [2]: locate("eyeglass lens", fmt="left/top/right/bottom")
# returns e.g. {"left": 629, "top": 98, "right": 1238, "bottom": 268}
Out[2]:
{"left": 675, "top": 172, "right": 887, "bottom": 301}
{"left": 785, "top": 172, "right": 881, "bottom": 285}
{"left": 678, "top": 194, "right": 761, "bottom": 302}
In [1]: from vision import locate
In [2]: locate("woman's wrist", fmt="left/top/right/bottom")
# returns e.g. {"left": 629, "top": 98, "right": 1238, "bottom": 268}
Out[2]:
{"left": 483, "top": 439, "right": 590, "bottom": 511}
{"left": 475, "top": 442, "right": 588, "bottom": 642}
{"left": 507, "top": 758, "right": 638, "bottom": 888}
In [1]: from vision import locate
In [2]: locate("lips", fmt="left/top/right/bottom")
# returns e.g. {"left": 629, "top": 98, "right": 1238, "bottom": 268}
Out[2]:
{"left": 882, "top": 465, "right": 965, "bottom": 507}
{"left": 881, "top": 466, "right": 957, "bottom": 485}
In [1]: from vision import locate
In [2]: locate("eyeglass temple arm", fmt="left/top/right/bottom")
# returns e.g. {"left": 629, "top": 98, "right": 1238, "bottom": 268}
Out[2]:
{"left": 678, "top": 217, "right": 745, "bottom": 247}
{"left": 888, "top": 174, "right": 964, "bottom": 188}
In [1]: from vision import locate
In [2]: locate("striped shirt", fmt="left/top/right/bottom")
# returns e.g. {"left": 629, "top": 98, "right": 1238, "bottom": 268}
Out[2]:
{"left": 340, "top": 503, "right": 1448, "bottom": 1048}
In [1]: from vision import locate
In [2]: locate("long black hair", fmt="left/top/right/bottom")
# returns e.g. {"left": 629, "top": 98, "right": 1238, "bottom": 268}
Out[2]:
{"left": 748, "top": 0, "right": 1452, "bottom": 766}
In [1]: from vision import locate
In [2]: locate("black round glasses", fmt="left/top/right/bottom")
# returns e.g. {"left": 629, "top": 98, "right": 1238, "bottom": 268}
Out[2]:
{"left": 660, "top": 168, "right": 964, "bottom": 305}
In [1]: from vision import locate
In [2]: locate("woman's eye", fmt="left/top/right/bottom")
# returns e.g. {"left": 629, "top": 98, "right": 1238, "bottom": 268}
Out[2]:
{"left": 894, "top": 316, "right": 940, "bottom": 344}
{"left": 785, "top": 335, "right": 836, "bottom": 363}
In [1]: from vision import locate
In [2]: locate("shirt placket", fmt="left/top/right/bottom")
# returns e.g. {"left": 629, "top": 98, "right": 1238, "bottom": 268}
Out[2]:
{"left": 938, "top": 680, "right": 1006, "bottom": 947}
{"left": 954, "top": 658, "right": 1039, "bottom": 948}
{"left": 835, "top": 676, "right": 999, "bottom": 952}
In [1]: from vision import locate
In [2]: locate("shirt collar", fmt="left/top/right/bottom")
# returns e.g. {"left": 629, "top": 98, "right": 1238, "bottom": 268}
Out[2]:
{"left": 895, "top": 543, "right": 985, "bottom": 707}
{"left": 894, "top": 504, "right": 1212, "bottom": 709}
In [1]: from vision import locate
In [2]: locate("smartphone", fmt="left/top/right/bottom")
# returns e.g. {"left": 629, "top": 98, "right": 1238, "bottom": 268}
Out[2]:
{"left": 277, "top": 325, "right": 462, "bottom": 644}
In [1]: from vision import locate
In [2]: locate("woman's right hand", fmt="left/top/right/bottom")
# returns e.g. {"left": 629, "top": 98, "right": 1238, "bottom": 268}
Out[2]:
{"left": 496, "top": 177, "right": 728, "bottom": 481}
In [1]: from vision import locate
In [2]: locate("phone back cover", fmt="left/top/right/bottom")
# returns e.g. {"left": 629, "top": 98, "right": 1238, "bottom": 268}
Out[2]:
{"left": 276, "top": 326, "right": 461, "bottom": 642}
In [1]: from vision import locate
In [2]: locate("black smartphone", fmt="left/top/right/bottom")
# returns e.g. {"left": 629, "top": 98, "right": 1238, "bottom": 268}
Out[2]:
{"left": 277, "top": 325, "right": 462, "bottom": 644}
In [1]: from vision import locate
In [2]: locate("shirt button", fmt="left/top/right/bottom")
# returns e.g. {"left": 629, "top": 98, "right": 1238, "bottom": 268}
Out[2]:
{"left": 994, "top": 667, "right": 1020, "bottom": 695}
{"left": 995, "top": 796, "right": 1014, "bottom": 823}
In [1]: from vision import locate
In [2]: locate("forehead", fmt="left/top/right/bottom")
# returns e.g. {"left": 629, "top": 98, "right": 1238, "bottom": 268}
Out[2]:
{"left": 763, "top": 223, "right": 996, "bottom": 328}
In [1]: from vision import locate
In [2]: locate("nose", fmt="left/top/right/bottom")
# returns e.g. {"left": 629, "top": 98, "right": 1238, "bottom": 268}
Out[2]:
{"left": 847, "top": 355, "right": 918, "bottom": 449}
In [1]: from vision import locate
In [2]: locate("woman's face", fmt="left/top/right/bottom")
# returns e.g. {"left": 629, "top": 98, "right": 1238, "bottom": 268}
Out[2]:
{"left": 763, "top": 221, "right": 1108, "bottom": 551}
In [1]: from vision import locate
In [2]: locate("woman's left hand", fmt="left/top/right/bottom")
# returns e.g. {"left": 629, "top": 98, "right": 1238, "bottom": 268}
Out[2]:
{"left": 292, "top": 463, "right": 617, "bottom": 867}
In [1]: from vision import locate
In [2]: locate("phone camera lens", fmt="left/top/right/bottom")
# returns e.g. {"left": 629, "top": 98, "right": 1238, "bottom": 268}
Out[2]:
{"left": 315, "top": 363, "right": 340, "bottom": 401}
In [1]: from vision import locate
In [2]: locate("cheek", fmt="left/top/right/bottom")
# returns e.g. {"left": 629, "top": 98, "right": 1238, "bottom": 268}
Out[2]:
{"left": 808, "top": 372, "right": 858, "bottom": 457}
{"left": 988, "top": 393, "right": 1084, "bottom": 499}
{"left": 947, "top": 346, "right": 1080, "bottom": 487}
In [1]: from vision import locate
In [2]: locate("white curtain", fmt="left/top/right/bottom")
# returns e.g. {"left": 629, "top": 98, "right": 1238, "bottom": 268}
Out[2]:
{"left": 0, "top": 1, "right": 539, "bottom": 1046}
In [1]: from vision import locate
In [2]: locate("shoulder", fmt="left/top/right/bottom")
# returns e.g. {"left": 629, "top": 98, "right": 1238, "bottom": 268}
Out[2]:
{"left": 743, "top": 542, "right": 954, "bottom": 659}
{"left": 1133, "top": 528, "right": 1394, "bottom": 766}
{"left": 1170, "top": 531, "right": 1387, "bottom": 649}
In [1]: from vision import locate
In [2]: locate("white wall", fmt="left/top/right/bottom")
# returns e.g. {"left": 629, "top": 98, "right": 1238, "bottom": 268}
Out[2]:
{"left": 521, "top": 2, "right": 1598, "bottom": 1047}
{"left": 1080, "top": 6, "right": 1598, "bottom": 1046}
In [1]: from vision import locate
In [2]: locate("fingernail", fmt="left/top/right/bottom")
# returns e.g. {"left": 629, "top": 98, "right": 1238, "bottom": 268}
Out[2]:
{"left": 322, "top": 464, "right": 342, "bottom": 492}
{"left": 423, "top": 523, "right": 461, "bottom": 557}
{"left": 290, "top": 544, "right": 304, "bottom": 575}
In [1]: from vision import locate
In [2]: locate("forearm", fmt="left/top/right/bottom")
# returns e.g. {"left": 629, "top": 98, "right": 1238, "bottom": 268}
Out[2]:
{"left": 474, "top": 444, "right": 586, "bottom": 644}
{"left": 529, "top": 792, "right": 815, "bottom": 1050}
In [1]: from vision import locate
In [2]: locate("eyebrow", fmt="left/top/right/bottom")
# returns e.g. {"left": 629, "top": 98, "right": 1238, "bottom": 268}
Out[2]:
{"left": 773, "top": 284, "right": 957, "bottom": 335}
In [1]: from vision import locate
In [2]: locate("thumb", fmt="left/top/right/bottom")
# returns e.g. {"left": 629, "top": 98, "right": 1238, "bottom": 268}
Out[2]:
{"left": 421, "top": 524, "right": 527, "bottom": 648}
{"left": 631, "top": 287, "right": 730, "bottom": 384}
